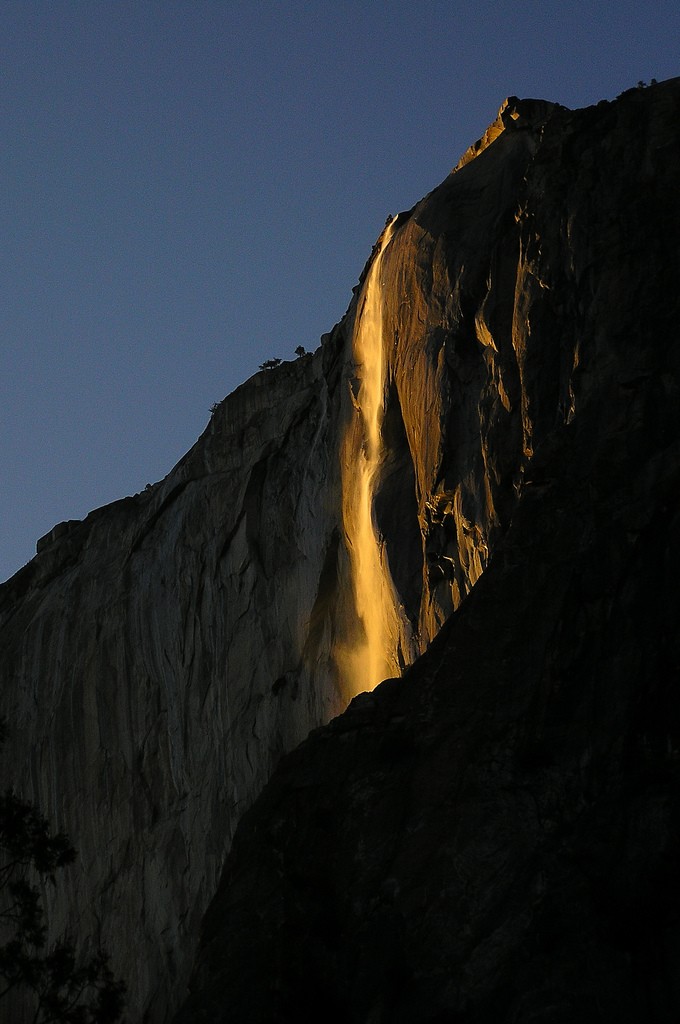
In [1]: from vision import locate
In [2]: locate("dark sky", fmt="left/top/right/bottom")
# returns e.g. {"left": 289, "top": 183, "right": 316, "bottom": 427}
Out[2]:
{"left": 2, "top": 1, "right": 678, "bottom": 583}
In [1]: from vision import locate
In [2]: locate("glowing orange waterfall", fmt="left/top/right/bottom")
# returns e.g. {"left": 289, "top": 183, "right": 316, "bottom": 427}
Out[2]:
{"left": 340, "top": 217, "right": 406, "bottom": 695}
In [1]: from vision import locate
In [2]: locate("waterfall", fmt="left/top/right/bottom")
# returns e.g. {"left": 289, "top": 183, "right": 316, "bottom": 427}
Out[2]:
{"left": 339, "top": 217, "right": 408, "bottom": 695}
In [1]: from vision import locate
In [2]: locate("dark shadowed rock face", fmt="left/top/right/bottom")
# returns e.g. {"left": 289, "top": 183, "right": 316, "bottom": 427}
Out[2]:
{"left": 173, "top": 80, "right": 680, "bottom": 1023}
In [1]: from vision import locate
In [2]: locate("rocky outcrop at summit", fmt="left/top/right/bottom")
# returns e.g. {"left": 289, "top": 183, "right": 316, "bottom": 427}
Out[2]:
{"left": 2, "top": 78, "right": 680, "bottom": 1022}
{"left": 174, "top": 79, "right": 680, "bottom": 1021}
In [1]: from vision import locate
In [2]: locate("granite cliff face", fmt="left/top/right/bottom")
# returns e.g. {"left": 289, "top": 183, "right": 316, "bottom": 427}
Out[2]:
{"left": 175, "top": 79, "right": 680, "bottom": 1022}
{"left": 2, "top": 79, "right": 680, "bottom": 1022}
{"left": 1, "top": 352, "right": 347, "bottom": 1021}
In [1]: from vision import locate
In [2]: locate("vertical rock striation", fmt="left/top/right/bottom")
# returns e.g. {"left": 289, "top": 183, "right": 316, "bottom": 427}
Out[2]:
{"left": 2, "top": 79, "right": 679, "bottom": 1021}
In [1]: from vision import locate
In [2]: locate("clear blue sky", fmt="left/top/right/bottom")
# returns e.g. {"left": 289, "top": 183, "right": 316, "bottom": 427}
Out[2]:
{"left": 2, "top": 1, "right": 678, "bottom": 583}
